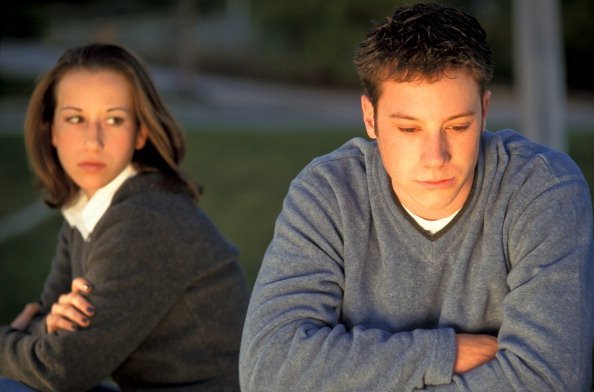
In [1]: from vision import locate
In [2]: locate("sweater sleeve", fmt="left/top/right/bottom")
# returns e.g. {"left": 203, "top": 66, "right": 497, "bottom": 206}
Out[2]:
{"left": 240, "top": 177, "right": 457, "bottom": 392}
{"left": 15, "top": 222, "right": 73, "bottom": 337}
{"left": 0, "top": 197, "right": 226, "bottom": 391}
{"left": 423, "top": 172, "right": 594, "bottom": 390}
{"left": 40, "top": 222, "right": 74, "bottom": 307}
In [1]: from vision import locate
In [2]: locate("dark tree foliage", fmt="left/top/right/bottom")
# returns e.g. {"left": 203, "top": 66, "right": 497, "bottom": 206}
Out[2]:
{"left": 250, "top": 0, "right": 593, "bottom": 90}
{"left": 250, "top": 0, "right": 402, "bottom": 86}
{"left": 562, "top": 0, "right": 594, "bottom": 91}
{"left": 2, "top": 0, "right": 593, "bottom": 90}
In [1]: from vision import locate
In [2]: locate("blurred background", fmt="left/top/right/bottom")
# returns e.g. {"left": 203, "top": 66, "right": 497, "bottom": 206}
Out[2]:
{"left": 1, "top": 0, "right": 593, "bottom": 332}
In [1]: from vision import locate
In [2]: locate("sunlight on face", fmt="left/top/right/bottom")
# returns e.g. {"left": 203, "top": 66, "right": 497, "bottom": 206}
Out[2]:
{"left": 51, "top": 69, "right": 148, "bottom": 198}
{"left": 362, "top": 68, "right": 491, "bottom": 220}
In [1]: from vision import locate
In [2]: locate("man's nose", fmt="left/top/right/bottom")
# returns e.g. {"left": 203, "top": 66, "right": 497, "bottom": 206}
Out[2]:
{"left": 421, "top": 131, "right": 450, "bottom": 167}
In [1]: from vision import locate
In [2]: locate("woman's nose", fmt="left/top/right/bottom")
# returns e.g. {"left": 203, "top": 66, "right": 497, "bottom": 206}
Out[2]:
{"left": 84, "top": 121, "right": 104, "bottom": 150}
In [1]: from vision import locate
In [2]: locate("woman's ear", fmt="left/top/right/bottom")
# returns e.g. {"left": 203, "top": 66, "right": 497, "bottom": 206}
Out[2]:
{"left": 361, "top": 95, "right": 377, "bottom": 139}
{"left": 50, "top": 125, "right": 58, "bottom": 148}
{"left": 135, "top": 124, "right": 149, "bottom": 150}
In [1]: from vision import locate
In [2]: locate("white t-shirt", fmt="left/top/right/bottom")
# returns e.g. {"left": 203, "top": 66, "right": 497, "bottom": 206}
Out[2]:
{"left": 402, "top": 205, "right": 460, "bottom": 234}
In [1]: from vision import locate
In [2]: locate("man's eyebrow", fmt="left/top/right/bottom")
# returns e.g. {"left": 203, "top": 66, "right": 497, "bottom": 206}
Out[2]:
{"left": 388, "top": 113, "right": 417, "bottom": 120}
{"left": 388, "top": 111, "right": 477, "bottom": 121}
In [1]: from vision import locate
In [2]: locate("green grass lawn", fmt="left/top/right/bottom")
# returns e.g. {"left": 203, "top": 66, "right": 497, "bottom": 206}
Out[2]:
{"left": 0, "top": 128, "right": 361, "bottom": 323}
{"left": 1, "top": 128, "right": 593, "bottom": 325}
{"left": 182, "top": 129, "right": 361, "bottom": 288}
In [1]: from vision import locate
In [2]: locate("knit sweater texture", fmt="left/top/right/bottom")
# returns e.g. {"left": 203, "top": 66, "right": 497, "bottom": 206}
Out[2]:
{"left": 239, "top": 130, "right": 594, "bottom": 391}
{"left": 0, "top": 172, "right": 248, "bottom": 392}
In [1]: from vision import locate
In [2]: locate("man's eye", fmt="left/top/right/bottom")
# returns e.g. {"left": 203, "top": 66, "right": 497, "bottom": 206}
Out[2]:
{"left": 450, "top": 125, "right": 470, "bottom": 132}
{"left": 399, "top": 127, "right": 417, "bottom": 133}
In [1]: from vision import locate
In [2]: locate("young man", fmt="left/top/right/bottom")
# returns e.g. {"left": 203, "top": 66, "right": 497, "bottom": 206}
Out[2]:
{"left": 240, "top": 3, "right": 593, "bottom": 391}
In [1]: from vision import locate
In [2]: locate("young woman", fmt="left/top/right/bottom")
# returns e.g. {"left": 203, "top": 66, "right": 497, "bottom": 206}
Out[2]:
{"left": 0, "top": 43, "right": 248, "bottom": 391}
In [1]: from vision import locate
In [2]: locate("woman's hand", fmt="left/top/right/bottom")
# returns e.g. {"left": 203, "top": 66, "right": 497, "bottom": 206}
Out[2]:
{"left": 11, "top": 302, "right": 41, "bottom": 331}
{"left": 46, "top": 277, "right": 95, "bottom": 333}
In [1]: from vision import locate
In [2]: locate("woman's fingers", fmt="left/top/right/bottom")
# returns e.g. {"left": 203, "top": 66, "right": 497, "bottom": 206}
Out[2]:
{"left": 70, "top": 277, "right": 95, "bottom": 316}
{"left": 47, "top": 301, "right": 91, "bottom": 333}
{"left": 71, "top": 277, "right": 93, "bottom": 295}
{"left": 46, "top": 311, "right": 80, "bottom": 333}
{"left": 46, "top": 278, "right": 95, "bottom": 334}
{"left": 59, "top": 291, "right": 95, "bottom": 318}
{"left": 52, "top": 301, "right": 91, "bottom": 326}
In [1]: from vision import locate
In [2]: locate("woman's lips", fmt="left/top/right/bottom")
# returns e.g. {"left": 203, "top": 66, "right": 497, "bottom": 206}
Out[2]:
{"left": 78, "top": 161, "right": 105, "bottom": 171}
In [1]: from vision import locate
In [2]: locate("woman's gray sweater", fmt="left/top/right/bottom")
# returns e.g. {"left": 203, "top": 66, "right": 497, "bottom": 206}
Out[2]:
{"left": 0, "top": 173, "right": 248, "bottom": 391}
{"left": 240, "top": 130, "right": 593, "bottom": 391}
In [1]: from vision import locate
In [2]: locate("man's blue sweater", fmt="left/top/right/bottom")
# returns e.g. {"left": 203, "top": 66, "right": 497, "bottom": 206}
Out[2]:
{"left": 240, "top": 130, "right": 593, "bottom": 391}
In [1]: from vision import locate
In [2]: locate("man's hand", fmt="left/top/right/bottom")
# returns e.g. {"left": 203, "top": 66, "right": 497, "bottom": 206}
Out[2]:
{"left": 454, "top": 333, "right": 498, "bottom": 374}
{"left": 46, "top": 277, "right": 95, "bottom": 333}
{"left": 11, "top": 302, "right": 41, "bottom": 331}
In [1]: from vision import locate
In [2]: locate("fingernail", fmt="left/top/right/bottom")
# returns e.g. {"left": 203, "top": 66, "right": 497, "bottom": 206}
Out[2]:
{"left": 87, "top": 306, "right": 95, "bottom": 314}
{"left": 82, "top": 317, "right": 90, "bottom": 324}
{"left": 71, "top": 324, "right": 78, "bottom": 331}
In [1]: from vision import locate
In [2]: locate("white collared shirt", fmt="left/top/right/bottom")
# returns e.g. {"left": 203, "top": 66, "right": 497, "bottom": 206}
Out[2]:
{"left": 62, "top": 164, "right": 138, "bottom": 241}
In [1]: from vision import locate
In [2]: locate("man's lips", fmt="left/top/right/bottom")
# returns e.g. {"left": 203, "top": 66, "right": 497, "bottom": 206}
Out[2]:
{"left": 416, "top": 178, "right": 455, "bottom": 189}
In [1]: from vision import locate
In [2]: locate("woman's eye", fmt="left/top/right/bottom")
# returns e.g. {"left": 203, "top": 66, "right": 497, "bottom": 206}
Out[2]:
{"left": 106, "top": 117, "right": 124, "bottom": 126}
{"left": 66, "top": 115, "right": 82, "bottom": 124}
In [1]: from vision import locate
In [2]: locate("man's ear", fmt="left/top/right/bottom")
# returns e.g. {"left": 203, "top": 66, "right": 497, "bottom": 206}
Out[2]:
{"left": 481, "top": 90, "right": 491, "bottom": 131}
{"left": 361, "top": 95, "right": 377, "bottom": 139}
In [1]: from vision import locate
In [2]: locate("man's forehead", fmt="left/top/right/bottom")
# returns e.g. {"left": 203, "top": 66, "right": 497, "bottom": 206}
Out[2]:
{"left": 375, "top": 72, "right": 483, "bottom": 103}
